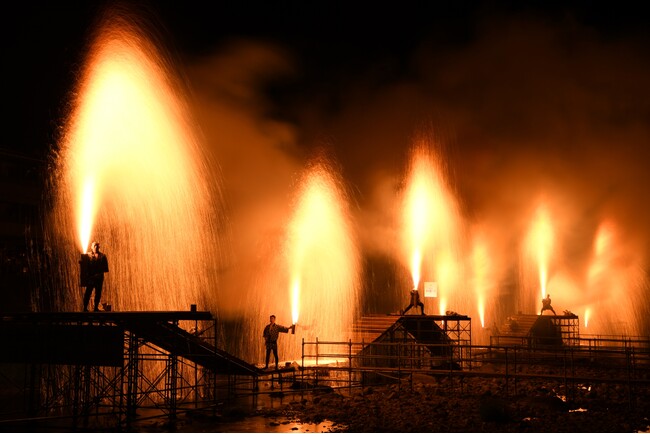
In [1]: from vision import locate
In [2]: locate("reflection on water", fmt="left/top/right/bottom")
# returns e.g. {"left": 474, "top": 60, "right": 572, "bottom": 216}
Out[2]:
{"left": 184, "top": 415, "right": 337, "bottom": 433}
{"left": 136, "top": 384, "right": 346, "bottom": 433}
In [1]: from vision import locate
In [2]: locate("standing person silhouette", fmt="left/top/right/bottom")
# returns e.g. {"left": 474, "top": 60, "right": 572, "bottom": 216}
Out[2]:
{"left": 83, "top": 241, "right": 109, "bottom": 312}
{"left": 402, "top": 288, "right": 425, "bottom": 315}
{"left": 540, "top": 294, "right": 556, "bottom": 315}
{"left": 262, "top": 314, "right": 295, "bottom": 370}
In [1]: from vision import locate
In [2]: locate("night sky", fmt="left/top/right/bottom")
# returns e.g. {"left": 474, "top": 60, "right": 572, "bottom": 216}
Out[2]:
{"left": 8, "top": 1, "right": 649, "bottom": 157}
{"left": 5, "top": 1, "right": 650, "bottom": 319}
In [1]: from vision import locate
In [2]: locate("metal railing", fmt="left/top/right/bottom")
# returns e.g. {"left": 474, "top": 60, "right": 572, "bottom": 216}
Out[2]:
{"left": 298, "top": 335, "right": 650, "bottom": 404}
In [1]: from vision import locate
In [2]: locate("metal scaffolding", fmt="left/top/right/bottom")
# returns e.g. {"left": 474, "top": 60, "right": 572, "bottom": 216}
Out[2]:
{"left": 0, "top": 311, "right": 257, "bottom": 430}
{"left": 2, "top": 311, "right": 647, "bottom": 430}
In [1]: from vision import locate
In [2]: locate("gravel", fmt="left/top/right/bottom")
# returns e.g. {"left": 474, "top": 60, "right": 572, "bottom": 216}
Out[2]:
{"left": 254, "top": 371, "right": 650, "bottom": 432}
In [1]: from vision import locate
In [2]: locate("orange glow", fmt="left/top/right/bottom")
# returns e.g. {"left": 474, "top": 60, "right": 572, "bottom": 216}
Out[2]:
{"left": 402, "top": 143, "right": 459, "bottom": 304}
{"left": 51, "top": 13, "right": 221, "bottom": 312}
{"left": 584, "top": 220, "right": 644, "bottom": 336}
{"left": 472, "top": 240, "right": 488, "bottom": 328}
{"left": 291, "top": 276, "right": 300, "bottom": 325}
{"left": 587, "top": 222, "right": 614, "bottom": 282}
{"left": 282, "top": 158, "right": 360, "bottom": 358}
{"left": 585, "top": 307, "right": 590, "bottom": 328}
{"left": 435, "top": 251, "right": 460, "bottom": 315}
{"left": 63, "top": 24, "right": 203, "bottom": 251}
{"left": 411, "top": 249, "right": 422, "bottom": 289}
{"left": 439, "top": 299, "right": 447, "bottom": 316}
{"left": 78, "top": 178, "right": 96, "bottom": 253}
{"left": 403, "top": 149, "right": 436, "bottom": 290}
{"left": 527, "top": 204, "right": 553, "bottom": 299}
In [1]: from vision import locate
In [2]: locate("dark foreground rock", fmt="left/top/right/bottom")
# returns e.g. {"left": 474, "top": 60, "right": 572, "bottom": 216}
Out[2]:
{"left": 267, "top": 374, "right": 650, "bottom": 432}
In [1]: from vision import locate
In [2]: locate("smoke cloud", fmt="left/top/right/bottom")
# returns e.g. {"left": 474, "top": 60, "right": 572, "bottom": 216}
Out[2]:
{"left": 184, "top": 11, "right": 650, "bottom": 332}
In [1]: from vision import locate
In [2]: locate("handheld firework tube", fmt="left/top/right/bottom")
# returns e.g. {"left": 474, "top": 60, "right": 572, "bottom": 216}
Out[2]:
{"left": 291, "top": 324, "right": 296, "bottom": 334}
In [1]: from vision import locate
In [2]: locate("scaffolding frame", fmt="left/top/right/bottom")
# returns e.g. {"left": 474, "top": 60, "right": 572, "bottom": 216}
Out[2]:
{"left": 431, "top": 315, "right": 472, "bottom": 369}
{"left": 550, "top": 315, "right": 580, "bottom": 346}
{"left": 298, "top": 334, "right": 650, "bottom": 407}
{"left": 0, "top": 312, "right": 235, "bottom": 430}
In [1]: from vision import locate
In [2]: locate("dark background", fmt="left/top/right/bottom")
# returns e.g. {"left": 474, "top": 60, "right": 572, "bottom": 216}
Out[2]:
{"left": 6, "top": 1, "right": 649, "bottom": 157}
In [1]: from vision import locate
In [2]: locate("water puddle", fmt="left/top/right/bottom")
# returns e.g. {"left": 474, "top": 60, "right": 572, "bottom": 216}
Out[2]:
{"left": 183, "top": 415, "right": 340, "bottom": 433}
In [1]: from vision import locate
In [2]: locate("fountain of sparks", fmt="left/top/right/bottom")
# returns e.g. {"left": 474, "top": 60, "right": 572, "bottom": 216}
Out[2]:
{"left": 583, "top": 220, "right": 645, "bottom": 336}
{"left": 399, "top": 141, "right": 467, "bottom": 317}
{"left": 43, "top": 10, "right": 222, "bottom": 313}
{"left": 520, "top": 203, "right": 554, "bottom": 314}
{"left": 470, "top": 234, "right": 491, "bottom": 344}
{"left": 242, "top": 156, "right": 361, "bottom": 364}
{"left": 470, "top": 232, "right": 489, "bottom": 328}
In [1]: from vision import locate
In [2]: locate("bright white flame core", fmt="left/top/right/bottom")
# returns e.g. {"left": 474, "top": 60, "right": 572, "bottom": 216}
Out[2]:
{"left": 534, "top": 207, "right": 552, "bottom": 299}
{"left": 403, "top": 155, "right": 434, "bottom": 291}
{"left": 525, "top": 204, "right": 553, "bottom": 301}
{"left": 78, "top": 178, "right": 96, "bottom": 253}
{"left": 472, "top": 237, "right": 489, "bottom": 328}
{"left": 411, "top": 249, "right": 421, "bottom": 289}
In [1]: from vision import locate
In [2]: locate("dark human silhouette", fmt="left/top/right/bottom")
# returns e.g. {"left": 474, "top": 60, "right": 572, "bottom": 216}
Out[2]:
{"left": 262, "top": 314, "right": 294, "bottom": 370}
{"left": 540, "top": 294, "right": 556, "bottom": 315}
{"left": 402, "top": 288, "right": 425, "bottom": 315}
{"left": 83, "top": 241, "right": 109, "bottom": 312}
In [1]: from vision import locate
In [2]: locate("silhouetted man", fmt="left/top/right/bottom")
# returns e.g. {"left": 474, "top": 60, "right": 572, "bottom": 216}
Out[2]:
{"left": 402, "top": 288, "right": 425, "bottom": 315}
{"left": 540, "top": 294, "right": 556, "bottom": 315}
{"left": 83, "top": 241, "right": 109, "bottom": 312}
{"left": 263, "top": 314, "right": 294, "bottom": 370}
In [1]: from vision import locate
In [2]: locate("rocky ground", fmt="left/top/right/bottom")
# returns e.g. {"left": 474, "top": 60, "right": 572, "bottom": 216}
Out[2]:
{"left": 146, "top": 361, "right": 650, "bottom": 433}
{"left": 249, "top": 369, "right": 650, "bottom": 433}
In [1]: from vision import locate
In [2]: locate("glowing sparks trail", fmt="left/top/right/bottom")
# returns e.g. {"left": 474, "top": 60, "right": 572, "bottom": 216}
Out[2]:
{"left": 47, "top": 10, "right": 221, "bottom": 312}
{"left": 41, "top": 6, "right": 649, "bottom": 359}
{"left": 78, "top": 178, "right": 96, "bottom": 253}
{"left": 472, "top": 238, "right": 489, "bottom": 328}
{"left": 402, "top": 145, "right": 438, "bottom": 292}
{"left": 528, "top": 204, "right": 553, "bottom": 299}
{"left": 270, "top": 157, "right": 361, "bottom": 359}
{"left": 401, "top": 141, "right": 463, "bottom": 317}
{"left": 291, "top": 276, "right": 300, "bottom": 325}
{"left": 410, "top": 249, "right": 422, "bottom": 289}
{"left": 584, "top": 220, "right": 644, "bottom": 336}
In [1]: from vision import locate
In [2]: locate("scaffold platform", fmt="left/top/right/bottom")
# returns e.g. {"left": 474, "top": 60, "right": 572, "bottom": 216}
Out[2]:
{"left": 0, "top": 310, "right": 269, "bottom": 429}
{"left": 491, "top": 313, "right": 579, "bottom": 347}
{"left": 350, "top": 313, "right": 472, "bottom": 370}
{"left": 0, "top": 310, "right": 261, "bottom": 375}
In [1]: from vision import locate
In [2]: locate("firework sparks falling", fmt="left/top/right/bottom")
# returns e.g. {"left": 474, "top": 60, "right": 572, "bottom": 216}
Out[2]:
{"left": 47, "top": 9, "right": 222, "bottom": 312}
